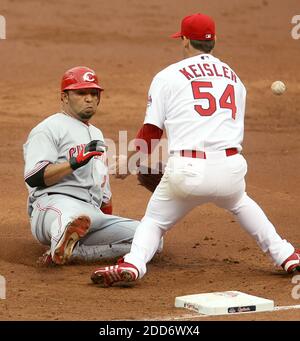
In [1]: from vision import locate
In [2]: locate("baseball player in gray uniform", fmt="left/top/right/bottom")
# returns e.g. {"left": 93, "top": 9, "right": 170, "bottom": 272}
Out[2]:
{"left": 23, "top": 66, "right": 140, "bottom": 265}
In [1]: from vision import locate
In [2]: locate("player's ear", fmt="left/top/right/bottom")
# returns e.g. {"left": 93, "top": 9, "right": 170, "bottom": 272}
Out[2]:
{"left": 182, "top": 36, "right": 189, "bottom": 48}
{"left": 97, "top": 90, "right": 101, "bottom": 105}
{"left": 61, "top": 91, "right": 69, "bottom": 104}
{"left": 97, "top": 90, "right": 102, "bottom": 105}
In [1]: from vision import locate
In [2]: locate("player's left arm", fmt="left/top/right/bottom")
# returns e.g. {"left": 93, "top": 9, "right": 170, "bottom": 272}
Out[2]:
{"left": 115, "top": 76, "right": 167, "bottom": 178}
{"left": 100, "top": 198, "right": 113, "bottom": 215}
{"left": 134, "top": 75, "right": 168, "bottom": 155}
{"left": 115, "top": 124, "right": 163, "bottom": 179}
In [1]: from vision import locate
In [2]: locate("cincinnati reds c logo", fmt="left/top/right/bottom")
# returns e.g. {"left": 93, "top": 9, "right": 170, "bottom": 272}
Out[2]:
{"left": 83, "top": 71, "right": 96, "bottom": 82}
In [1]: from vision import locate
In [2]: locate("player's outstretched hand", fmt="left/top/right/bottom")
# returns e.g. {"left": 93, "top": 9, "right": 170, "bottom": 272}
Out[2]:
{"left": 70, "top": 140, "right": 107, "bottom": 170}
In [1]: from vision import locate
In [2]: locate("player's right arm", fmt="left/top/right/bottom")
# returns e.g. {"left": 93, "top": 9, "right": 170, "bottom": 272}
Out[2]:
{"left": 43, "top": 139, "right": 107, "bottom": 185}
{"left": 24, "top": 127, "right": 104, "bottom": 188}
{"left": 43, "top": 162, "right": 73, "bottom": 187}
{"left": 25, "top": 148, "right": 104, "bottom": 188}
{"left": 24, "top": 127, "right": 59, "bottom": 188}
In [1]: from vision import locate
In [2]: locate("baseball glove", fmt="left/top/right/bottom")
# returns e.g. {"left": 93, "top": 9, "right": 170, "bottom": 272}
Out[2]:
{"left": 137, "top": 162, "right": 165, "bottom": 193}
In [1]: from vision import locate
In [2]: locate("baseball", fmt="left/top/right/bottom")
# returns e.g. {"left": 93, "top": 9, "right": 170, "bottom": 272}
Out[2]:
{"left": 271, "top": 81, "right": 286, "bottom": 95}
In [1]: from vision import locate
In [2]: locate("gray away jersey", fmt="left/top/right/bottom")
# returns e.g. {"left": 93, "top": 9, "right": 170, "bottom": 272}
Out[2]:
{"left": 23, "top": 113, "right": 111, "bottom": 214}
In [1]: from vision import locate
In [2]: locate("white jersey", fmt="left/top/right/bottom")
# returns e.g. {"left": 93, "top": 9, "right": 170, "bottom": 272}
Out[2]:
{"left": 144, "top": 54, "right": 246, "bottom": 153}
{"left": 23, "top": 113, "right": 111, "bottom": 213}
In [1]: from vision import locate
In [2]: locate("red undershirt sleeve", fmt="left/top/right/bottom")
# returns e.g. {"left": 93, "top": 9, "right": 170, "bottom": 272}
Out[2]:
{"left": 134, "top": 123, "right": 163, "bottom": 154}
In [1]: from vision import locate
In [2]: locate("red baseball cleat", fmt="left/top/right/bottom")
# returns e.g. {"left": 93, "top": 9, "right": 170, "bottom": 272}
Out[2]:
{"left": 281, "top": 249, "right": 300, "bottom": 273}
{"left": 91, "top": 258, "right": 139, "bottom": 287}
{"left": 37, "top": 249, "right": 54, "bottom": 267}
{"left": 52, "top": 215, "right": 91, "bottom": 265}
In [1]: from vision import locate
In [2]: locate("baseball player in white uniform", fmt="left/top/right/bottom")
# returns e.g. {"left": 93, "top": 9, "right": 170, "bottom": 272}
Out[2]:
{"left": 91, "top": 14, "right": 300, "bottom": 287}
{"left": 23, "top": 66, "right": 140, "bottom": 265}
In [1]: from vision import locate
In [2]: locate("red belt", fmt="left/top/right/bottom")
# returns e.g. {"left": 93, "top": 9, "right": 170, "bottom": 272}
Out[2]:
{"left": 179, "top": 148, "right": 238, "bottom": 159}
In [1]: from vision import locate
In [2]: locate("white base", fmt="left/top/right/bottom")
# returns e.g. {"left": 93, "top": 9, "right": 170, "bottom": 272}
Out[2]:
{"left": 175, "top": 291, "right": 274, "bottom": 316}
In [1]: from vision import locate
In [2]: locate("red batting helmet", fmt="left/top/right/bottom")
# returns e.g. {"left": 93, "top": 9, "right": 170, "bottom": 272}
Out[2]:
{"left": 61, "top": 66, "right": 103, "bottom": 92}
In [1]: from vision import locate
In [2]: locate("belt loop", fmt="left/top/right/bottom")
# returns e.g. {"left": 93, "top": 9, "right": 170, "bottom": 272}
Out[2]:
{"left": 180, "top": 150, "right": 206, "bottom": 159}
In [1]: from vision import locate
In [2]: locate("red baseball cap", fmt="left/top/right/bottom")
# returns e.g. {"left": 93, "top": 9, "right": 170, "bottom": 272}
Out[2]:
{"left": 61, "top": 66, "right": 103, "bottom": 92}
{"left": 171, "top": 13, "right": 215, "bottom": 41}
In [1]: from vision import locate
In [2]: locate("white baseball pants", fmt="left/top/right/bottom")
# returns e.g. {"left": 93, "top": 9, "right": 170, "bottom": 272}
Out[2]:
{"left": 124, "top": 152, "right": 294, "bottom": 278}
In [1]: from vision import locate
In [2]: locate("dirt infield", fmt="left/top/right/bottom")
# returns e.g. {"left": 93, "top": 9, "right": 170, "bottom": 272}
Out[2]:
{"left": 0, "top": 0, "right": 300, "bottom": 321}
